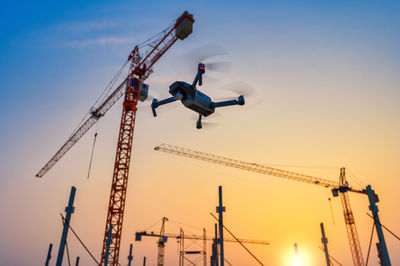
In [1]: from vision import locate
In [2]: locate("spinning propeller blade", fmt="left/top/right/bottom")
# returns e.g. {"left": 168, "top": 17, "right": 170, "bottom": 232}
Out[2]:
{"left": 175, "top": 44, "right": 232, "bottom": 81}
{"left": 204, "top": 61, "right": 232, "bottom": 72}
{"left": 186, "top": 43, "right": 228, "bottom": 62}
{"left": 219, "top": 81, "right": 256, "bottom": 97}
{"left": 217, "top": 81, "right": 262, "bottom": 110}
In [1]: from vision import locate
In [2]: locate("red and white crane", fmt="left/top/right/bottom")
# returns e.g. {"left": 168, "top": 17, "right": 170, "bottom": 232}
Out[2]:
{"left": 36, "top": 12, "right": 194, "bottom": 265}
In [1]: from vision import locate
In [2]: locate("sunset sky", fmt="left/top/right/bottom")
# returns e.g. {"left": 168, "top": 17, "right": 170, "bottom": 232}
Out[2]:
{"left": 1, "top": 1, "right": 399, "bottom": 265}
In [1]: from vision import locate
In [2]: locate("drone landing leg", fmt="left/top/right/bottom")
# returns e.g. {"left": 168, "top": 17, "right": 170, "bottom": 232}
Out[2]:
{"left": 151, "top": 97, "right": 176, "bottom": 117}
{"left": 196, "top": 114, "right": 202, "bottom": 129}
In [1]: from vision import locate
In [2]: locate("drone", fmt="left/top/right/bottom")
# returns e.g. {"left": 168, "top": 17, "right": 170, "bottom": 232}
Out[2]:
{"left": 151, "top": 63, "right": 245, "bottom": 129}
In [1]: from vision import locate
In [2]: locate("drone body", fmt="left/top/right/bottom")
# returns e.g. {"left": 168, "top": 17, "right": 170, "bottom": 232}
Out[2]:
{"left": 151, "top": 64, "right": 245, "bottom": 129}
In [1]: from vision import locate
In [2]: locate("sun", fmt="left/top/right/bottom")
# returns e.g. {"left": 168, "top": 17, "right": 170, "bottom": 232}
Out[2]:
{"left": 291, "top": 256, "right": 306, "bottom": 266}
{"left": 283, "top": 247, "right": 311, "bottom": 266}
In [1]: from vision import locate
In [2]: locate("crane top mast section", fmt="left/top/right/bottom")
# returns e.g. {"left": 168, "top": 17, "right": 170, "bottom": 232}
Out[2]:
{"left": 128, "top": 11, "right": 194, "bottom": 83}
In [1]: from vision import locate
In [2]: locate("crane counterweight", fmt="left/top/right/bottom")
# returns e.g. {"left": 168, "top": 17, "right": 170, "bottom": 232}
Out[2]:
{"left": 175, "top": 11, "right": 194, "bottom": 40}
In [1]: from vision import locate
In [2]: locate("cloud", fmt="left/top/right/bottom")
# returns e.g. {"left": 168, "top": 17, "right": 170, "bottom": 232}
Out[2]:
{"left": 64, "top": 37, "right": 134, "bottom": 48}
{"left": 59, "top": 21, "right": 117, "bottom": 32}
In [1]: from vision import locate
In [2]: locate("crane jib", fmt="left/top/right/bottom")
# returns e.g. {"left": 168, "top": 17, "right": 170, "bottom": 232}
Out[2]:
{"left": 154, "top": 144, "right": 340, "bottom": 189}
{"left": 35, "top": 79, "right": 126, "bottom": 178}
{"left": 35, "top": 11, "right": 194, "bottom": 179}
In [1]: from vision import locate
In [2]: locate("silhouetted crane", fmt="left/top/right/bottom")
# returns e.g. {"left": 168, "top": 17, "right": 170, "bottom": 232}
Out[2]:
{"left": 154, "top": 143, "right": 392, "bottom": 266}
{"left": 35, "top": 12, "right": 194, "bottom": 265}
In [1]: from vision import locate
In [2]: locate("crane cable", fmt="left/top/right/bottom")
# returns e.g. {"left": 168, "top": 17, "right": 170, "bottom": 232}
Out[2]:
{"left": 318, "top": 247, "right": 343, "bottom": 266}
{"left": 365, "top": 219, "right": 375, "bottom": 266}
{"left": 60, "top": 214, "right": 101, "bottom": 265}
{"left": 328, "top": 198, "right": 336, "bottom": 226}
{"left": 60, "top": 216, "right": 72, "bottom": 266}
{"left": 168, "top": 221, "right": 204, "bottom": 250}
{"left": 346, "top": 169, "right": 365, "bottom": 191}
{"left": 137, "top": 19, "right": 175, "bottom": 48}
{"left": 366, "top": 213, "right": 400, "bottom": 241}
{"left": 210, "top": 212, "right": 264, "bottom": 266}
{"left": 65, "top": 240, "right": 71, "bottom": 266}
{"left": 87, "top": 132, "right": 98, "bottom": 179}
{"left": 69, "top": 59, "right": 128, "bottom": 141}
{"left": 95, "top": 59, "right": 129, "bottom": 109}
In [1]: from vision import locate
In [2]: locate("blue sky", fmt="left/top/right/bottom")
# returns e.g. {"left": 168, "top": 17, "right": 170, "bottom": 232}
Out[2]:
{"left": 1, "top": 1, "right": 400, "bottom": 265}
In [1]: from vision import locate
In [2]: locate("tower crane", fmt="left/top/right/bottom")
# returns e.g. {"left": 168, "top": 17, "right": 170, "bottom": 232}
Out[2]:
{"left": 154, "top": 144, "right": 391, "bottom": 266}
{"left": 135, "top": 230, "right": 270, "bottom": 245}
{"left": 35, "top": 12, "right": 194, "bottom": 265}
{"left": 157, "top": 217, "right": 169, "bottom": 266}
{"left": 135, "top": 218, "right": 269, "bottom": 266}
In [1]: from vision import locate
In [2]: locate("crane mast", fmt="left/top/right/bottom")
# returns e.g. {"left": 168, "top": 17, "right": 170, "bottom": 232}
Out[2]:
{"left": 337, "top": 168, "right": 364, "bottom": 266}
{"left": 156, "top": 217, "right": 169, "bottom": 266}
{"left": 100, "top": 13, "right": 194, "bottom": 265}
{"left": 154, "top": 144, "right": 365, "bottom": 266}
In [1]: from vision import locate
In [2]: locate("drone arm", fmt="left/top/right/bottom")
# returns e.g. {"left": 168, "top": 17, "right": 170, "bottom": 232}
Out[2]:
{"left": 191, "top": 72, "right": 201, "bottom": 87}
{"left": 151, "top": 97, "right": 176, "bottom": 117}
{"left": 212, "top": 95, "right": 245, "bottom": 108}
{"left": 192, "top": 63, "right": 205, "bottom": 87}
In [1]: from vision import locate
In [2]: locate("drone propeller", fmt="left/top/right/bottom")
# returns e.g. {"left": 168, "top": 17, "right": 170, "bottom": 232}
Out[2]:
{"left": 218, "top": 81, "right": 262, "bottom": 110}
{"left": 186, "top": 43, "right": 228, "bottom": 62}
{"left": 204, "top": 61, "right": 232, "bottom": 72}
{"left": 200, "top": 121, "right": 219, "bottom": 129}
{"left": 176, "top": 44, "right": 232, "bottom": 83}
{"left": 217, "top": 81, "right": 255, "bottom": 97}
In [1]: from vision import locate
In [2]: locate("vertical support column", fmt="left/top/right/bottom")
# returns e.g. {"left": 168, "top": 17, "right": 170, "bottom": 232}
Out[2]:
{"left": 320, "top": 223, "right": 331, "bottom": 266}
{"left": 127, "top": 244, "right": 133, "bottom": 266}
{"left": 104, "top": 224, "right": 113, "bottom": 266}
{"left": 143, "top": 256, "right": 147, "bottom": 266}
{"left": 212, "top": 223, "right": 219, "bottom": 266}
{"left": 203, "top": 228, "right": 207, "bottom": 266}
{"left": 179, "top": 228, "right": 184, "bottom": 266}
{"left": 75, "top": 257, "right": 80, "bottom": 266}
{"left": 216, "top": 186, "right": 225, "bottom": 266}
{"left": 56, "top": 186, "right": 76, "bottom": 266}
{"left": 365, "top": 185, "right": 391, "bottom": 266}
{"left": 45, "top": 243, "right": 53, "bottom": 266}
